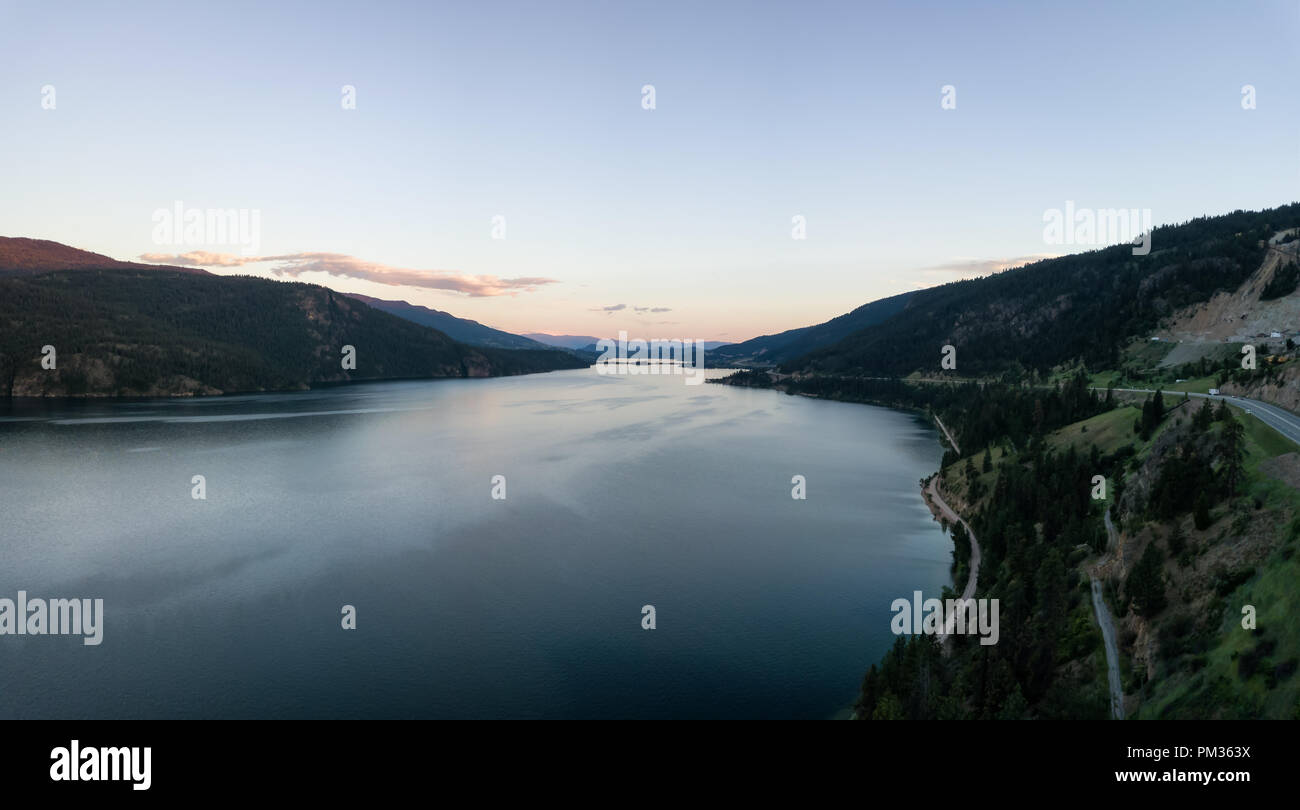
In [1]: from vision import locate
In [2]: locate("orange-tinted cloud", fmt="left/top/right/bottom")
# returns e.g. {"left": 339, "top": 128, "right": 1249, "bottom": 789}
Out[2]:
{"left": 138, "top": 251, "right": 558, "bottom": 297}
{"left": 914, "top": 254, "right": 1060, "bottom": 283}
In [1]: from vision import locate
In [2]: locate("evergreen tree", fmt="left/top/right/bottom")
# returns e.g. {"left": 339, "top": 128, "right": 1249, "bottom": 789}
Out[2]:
{"left": 1221, "top": 412, "right": 1246, "bottom": 496}
{"left": 1192, "top": 398, "right": 1214, "bottom": 431}
{"left": 873, "top": 692, "right": 903, "bottom": 720}
{"left": 1194, "top": 492, "right": 1213, "bottom": 530}
{"left": 1126, "top": 542, "right": 1167, "bottom": 616}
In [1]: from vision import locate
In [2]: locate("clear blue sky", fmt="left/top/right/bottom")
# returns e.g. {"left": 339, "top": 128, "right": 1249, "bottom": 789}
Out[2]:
{"left": 2, "top": 0, "right": 1297, "bottom": 340}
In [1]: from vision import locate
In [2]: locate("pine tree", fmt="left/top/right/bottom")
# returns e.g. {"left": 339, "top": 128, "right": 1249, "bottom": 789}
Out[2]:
{"left": 1193, "top": 398, "right": 1214, "bottom": 430}
{"left": 1126, "top": 542, "right": 1167, "bottom": 616}
{"left": 1221, "top": 412, "right": 1246, "bottom": 496}
{"left": 1194, "top": 492, "right": 1212, "bottom": 530}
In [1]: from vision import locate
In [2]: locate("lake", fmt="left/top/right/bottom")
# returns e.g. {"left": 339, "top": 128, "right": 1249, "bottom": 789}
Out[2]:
{"left": 0, "top": 368, "right": 952, "bottom": 719}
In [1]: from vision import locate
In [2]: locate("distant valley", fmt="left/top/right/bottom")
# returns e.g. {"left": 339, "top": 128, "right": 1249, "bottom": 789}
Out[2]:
{"left": 344, "top": 294, "right": 564, "bottom": 352}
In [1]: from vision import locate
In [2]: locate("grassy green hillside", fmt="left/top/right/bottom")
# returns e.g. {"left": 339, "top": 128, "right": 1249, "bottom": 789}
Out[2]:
{"left": 718, "top": 371, "right": 1300, "bottom": 719}
{"left": 1134, "top": 404, "right": 1300, "bottom": 718}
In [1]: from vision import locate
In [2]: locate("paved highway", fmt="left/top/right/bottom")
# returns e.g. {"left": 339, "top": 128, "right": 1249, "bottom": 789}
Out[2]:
{"left": 875, "top": 376, "right": 1300, "bottom": 448}
{"left": 1104, "top": 388, "right": 1300, "bottom": 447}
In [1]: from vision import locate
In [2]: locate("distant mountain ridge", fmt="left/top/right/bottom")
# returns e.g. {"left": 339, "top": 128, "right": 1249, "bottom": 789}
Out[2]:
{"left": 789, "top": 204, "right": 1300, "bottom": 377}
{"left": 342, "top": 293, "right": 556, "bottom": 351}
{"left": 526, "top": 333, "right": 731, "bottom": 356}
{"left": 0, "top": 236, "right": 209, "bottom": 276}
{"left": 707, "top": 291, "right": 915, "bottom": 367}
{"left": 0, "top": 239, "right": 586, "bottom": 397}
{"left": 522, "top": 333, "right": 604, "bottom": 350}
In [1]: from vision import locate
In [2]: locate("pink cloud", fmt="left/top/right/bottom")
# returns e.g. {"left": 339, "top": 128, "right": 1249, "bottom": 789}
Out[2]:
{"left": 138, "top": 251, "right": 559, "bottom": 297}
{"left": 915, "top": 254, "right": 1060, "bottom": 281}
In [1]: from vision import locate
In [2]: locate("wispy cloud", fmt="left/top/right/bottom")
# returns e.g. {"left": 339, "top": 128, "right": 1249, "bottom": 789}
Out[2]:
{"left": 138, "top": 251, "right": 559, "bottom": 297}
{"left": 914, "top": 254, "right": 1059, "bottom": 283}
{"left": 587, "top": 303, "right": 671, "bottom": 314}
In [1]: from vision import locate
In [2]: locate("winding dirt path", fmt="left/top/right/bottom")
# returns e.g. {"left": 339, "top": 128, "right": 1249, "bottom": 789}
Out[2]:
{"left": 1090, "top": 508, "right": 1124, "bottom": 719}
{"left": 925, "top": 475, "right": 979, "bottom": 642}
{"left": 933, "top": 413, "right": 960, "bottom": 455}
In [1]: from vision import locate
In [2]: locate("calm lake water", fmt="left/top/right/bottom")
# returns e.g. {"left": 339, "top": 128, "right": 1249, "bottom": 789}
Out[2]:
{"left": 0, "top": 368, "right": 951, "bottom": 719}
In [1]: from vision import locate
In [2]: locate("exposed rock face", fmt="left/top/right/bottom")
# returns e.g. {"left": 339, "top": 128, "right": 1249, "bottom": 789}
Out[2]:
{"left": 1149, "top": 231, "right": 1300, "bottom": 412}
{"left": 462, "top": 356, "right": 494, "bottom": 378}
{"left": 1221, "top": 362, "right": 1300, "bottom": 412}
{"left": 7, "top": 354, "right": 225, "bottom": 397}
{"left": 1159, "top": 234, "right": 1300, "bottom": 345}
{"left": 1105, "top": 411, "right": 1290, "bottom": 711}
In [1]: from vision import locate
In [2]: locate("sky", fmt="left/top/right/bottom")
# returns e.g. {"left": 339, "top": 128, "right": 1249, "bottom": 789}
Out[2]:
{"left": 1, "top": 0, "right": 1298, "bottom": 342}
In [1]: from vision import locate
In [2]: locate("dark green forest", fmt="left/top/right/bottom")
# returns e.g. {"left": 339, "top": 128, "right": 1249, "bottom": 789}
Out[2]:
{"left": 856, "top": 430, "right": 1116, "bottom": 720}
{"left": 0, "top": 269, "right": 585, "bottom": 397}
{"left": 723, "top": 369, "right": 1107, "bottom": 453}
{"left": 1260, "top": 257, "right": 1299, "bottom": 300}
{"left": 790, "top": 205, "right": 1300, "bottom": 377}
{"left": 720, "top": 369, "right": 1268, "bottom": 718}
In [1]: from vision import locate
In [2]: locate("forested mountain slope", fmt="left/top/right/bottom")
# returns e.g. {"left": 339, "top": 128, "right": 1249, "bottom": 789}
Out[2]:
{"left": 0, "top": 268, "right": 586, "bottom": 397}
{"left": 791, "top": 205, "right": 1300, "bottom": 377}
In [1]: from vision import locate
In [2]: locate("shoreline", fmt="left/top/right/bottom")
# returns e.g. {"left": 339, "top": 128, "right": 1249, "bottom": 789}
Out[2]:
{"left": 920, "top": 475, "right": 945, "bottom": 524}
{"left": 0, "top": 366, "right": 591, "bottom": 404}
{"left": 919, "top": 464, "right": 981, "bottom": 646}
{"left": 714, "top": 373, "right": 974, "bottom": 715}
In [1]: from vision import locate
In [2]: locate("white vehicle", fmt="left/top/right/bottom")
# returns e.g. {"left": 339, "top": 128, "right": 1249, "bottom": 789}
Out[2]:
{"left": 1208, "top": 388, "right": 1220, "bottom": 396}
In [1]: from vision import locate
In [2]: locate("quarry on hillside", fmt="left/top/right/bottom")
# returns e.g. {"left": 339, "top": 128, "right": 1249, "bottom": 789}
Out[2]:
{"left": 1157, "top": 229, "right": 1300, "bottom": 346}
